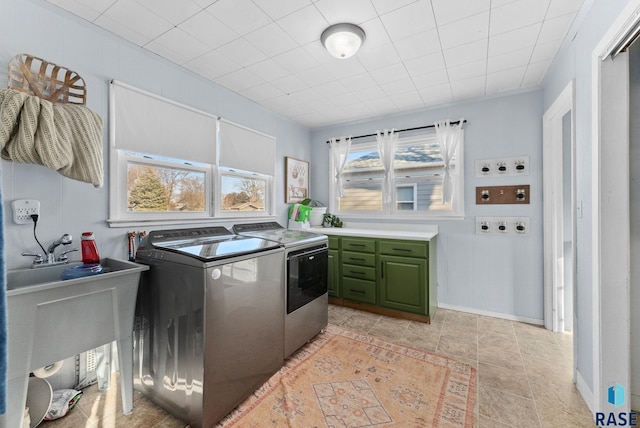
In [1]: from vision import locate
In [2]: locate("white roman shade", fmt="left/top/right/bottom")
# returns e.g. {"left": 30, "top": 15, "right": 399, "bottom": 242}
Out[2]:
{"left": 218, "top": 118, "right": 276, "bottom": 175}
{"left": 109, "top": 80, "right": 217, "bottom": 163}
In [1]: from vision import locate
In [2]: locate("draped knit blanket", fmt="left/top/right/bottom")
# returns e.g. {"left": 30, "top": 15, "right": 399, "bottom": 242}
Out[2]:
{"left": 0, "top": 88, "right": 104, "bottom": 187}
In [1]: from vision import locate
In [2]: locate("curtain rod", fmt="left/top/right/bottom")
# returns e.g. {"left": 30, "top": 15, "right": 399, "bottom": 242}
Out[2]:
{"left": 325, "top": 120, "right": 466, "bottom": 144}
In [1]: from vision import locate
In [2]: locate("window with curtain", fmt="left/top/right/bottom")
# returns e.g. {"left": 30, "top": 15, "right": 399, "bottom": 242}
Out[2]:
{"left": 330, "top": 130, "right": 464, "bottom": 217}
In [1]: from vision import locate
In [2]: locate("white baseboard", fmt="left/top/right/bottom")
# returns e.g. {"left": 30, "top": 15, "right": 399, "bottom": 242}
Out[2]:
{"left": 437, "top": 303, "right": 544, "bottom": 325}
{"left": 576, "top": 370, "right": 596, "bottom": 415}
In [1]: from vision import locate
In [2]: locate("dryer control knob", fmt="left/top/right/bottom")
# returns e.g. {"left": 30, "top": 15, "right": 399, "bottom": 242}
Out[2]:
{"left": 211, "top": 268, "right": 221, "bottom": 280}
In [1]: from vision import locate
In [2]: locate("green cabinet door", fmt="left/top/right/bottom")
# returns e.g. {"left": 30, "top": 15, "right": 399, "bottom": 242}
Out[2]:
{"left": 379, "top": 255, "right": 427, "bottom": 314}
{"left": 328, "top": 248, "right": 340, "bottom": 297}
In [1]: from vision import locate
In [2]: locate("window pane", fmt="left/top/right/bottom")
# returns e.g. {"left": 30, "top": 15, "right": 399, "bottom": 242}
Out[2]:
{"left": 414, "top": 180, "right": 450, "bottom": 211}
{"left": 127, "top": 163, "right": 205, "bottom": 212}
{"left": 344, "top": 148, "right": 383, "bottom": 172}
{"left": 396, "top": 186, "right": 414, "bottom": 201}
{"left": 397, "top": 202, "right": 414, "bottom": 211}
{"left": 394, "top": 140, "right": 443, "bottom": 169}
{"left": 221, "top": 175, "right": 266, "bottom": 212}
{"left": 338, "top": 180, "right": 382, "bottom": 211}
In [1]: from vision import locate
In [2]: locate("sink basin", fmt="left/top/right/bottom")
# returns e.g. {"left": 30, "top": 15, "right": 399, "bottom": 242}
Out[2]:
{"left": 2, "top": 258, "right": 149, "bottom": 428}
{"left": 7, "top": 258, "right": 141, "bottom": 294}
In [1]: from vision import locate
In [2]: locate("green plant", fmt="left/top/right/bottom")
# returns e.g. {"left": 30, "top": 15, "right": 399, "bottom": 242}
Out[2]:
{"left": 300, "top": 198, "right": 326, "bottom": 207}
{"left": 322, "top": 213, "right": 343, "bottom": 228}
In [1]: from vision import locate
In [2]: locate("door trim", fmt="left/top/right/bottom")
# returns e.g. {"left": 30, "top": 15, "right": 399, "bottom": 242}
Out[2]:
{"left": 543, "top": 80, "right": 575, "bottom": 334}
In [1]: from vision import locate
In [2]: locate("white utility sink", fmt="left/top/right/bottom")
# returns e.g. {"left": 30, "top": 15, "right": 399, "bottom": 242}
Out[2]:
{"left": 1, "top": 258, "right": 148, "bottom": 428}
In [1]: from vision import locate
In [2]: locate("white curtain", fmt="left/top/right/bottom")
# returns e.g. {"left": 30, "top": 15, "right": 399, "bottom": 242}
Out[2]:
{"left": 376, "top": 129, "right": 398, "bottom": 204}
{"left": 329, "top": 136, "right": 352, "bottom": 198}
{"left": 434, "top": 119, "right": 464, "bottom": 204}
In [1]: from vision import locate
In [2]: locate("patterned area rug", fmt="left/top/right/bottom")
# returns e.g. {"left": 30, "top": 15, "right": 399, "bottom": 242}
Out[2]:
{"left": 218, "top": 324, "right": 476, "bottom": 427}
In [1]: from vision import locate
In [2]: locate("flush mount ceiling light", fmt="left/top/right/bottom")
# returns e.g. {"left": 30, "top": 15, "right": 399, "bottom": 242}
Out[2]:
{"left": 321, "top": 23, "right": 366, "bottom": 59}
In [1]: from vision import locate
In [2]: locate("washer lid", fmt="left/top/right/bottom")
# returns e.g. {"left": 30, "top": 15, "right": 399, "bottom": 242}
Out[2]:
{"left": 154, "top": 235, "right": 279, "bottom": 261}
{"left": 143, "top": 226, "right": 281, "bottom": 261}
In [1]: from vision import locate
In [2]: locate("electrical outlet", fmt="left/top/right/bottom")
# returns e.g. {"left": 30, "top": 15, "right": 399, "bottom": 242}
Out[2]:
{"left": 12, "top": 199, "right": 41, "bottom": 224}
{"left": 475, "top": 156, "right": 530, "bottom": 177}
{"left": 475, "top": 216, "right": 530, "bottom": 235}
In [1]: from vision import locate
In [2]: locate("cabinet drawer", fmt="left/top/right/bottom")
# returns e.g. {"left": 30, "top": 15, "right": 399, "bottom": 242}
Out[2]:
{"left": 328, "top": 236, "right": 340, "bottom": 250}
{"left": 342, "top": 237, "right": 375, "bottom": 253}
{"left": 341, "top": 251, "right": 375, "bottom": 267}
{"left": 341, "top": 264, "right": 376, "bottom": 281}
{"left": 379, "top": 240, "right": 428, "bottom": 258}
{"left": 342, "top": 277, "right": 376, "bottom": 304}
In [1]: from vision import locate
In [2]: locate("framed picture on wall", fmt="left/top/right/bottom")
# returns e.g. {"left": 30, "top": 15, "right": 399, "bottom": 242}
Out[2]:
{"left": 285, "top": 157, "right": 309, "bottom": 203}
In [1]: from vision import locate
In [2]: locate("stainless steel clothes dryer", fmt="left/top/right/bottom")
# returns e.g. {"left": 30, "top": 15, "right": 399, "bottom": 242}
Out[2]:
{"left": 233, "top": 222, "right": 328, "bottom": 358}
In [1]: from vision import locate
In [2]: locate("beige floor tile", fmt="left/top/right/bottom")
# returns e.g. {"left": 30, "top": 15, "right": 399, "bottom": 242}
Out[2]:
{"left": 478, "top": 414, "right": 516, "bottom": 427}
{"left": 478, "top": 315, "right": 515, "bottom": 334}
{"left": 477, "top": 346, "right": 525, "bottom": 372}
{"left": 341, "top": 311, "right": 381, "bottom": 331}
{"left": 478, "top": 386, "right": 540, "bottom": 427}
{"left": 327, "top": 304, "right": 355, "bottom": 325}
{"left": 513, "top": 323, "right": 558, "bottom": 344}
{"left": 529, "top": 376, "right": 592, "bottom": 416}
{"left": 478, "top": 362, "right": 533, "bottom": 399}
{"left": 537, "top": 403, "right": 596, "bottom": 428}
{"left": 437, "top": 334, "right": 478, "bottom": 361}
{"left": 398, "top": 332, "right": 440, "bottom": 352}
{"left": 479, "top": 331, "right": 520, "bottom": 354}
{"left": 444, "top": 310, "right": 479, "bottom": 328}
{"left": 430, "top": 307, "right": 449, "bottom": 323}
{"left": 441, "top": 325, "right": 478, "bottom": 344}
{"left": 42, "top": 304, "right": 596, "bottom": 427}
{"left": 115, "top": 396, "right": 172, "bottom": 427}
{"left": 517, "top": 337, "right": 566, "bottom": 363}
{"left": 152, "top": 415, "right": 189, "bottom": 427}
{"left": 367, "top": 316, "right": 410, "bottom": 339}
{"left": 522, "top": 352, "right": 573, "bottom": 379}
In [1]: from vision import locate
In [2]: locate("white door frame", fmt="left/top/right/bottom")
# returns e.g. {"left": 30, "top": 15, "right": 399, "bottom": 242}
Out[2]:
{"left": 591, "top": 1, "right": 635, "bottom": 413}
{"left": 543, "top": 80, "right": 575, "bottom": 335}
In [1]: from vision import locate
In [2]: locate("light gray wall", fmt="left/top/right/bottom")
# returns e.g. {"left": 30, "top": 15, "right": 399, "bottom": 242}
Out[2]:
{"left": 629, "top": 38, "right": 640, "bottom": 411}
{"left": 541, "top": 0, "right": 633, "bottom": 402}
{"left": 0, "top": 0, "right": 310, "bottom": 270}
{"left": 310, "top": 89, "right": 544, "bottom": 322}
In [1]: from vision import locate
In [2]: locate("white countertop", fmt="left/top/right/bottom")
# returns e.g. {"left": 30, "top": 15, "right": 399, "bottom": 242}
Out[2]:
{"left": 310, "top": 225, "right": 438, "bottom": 241}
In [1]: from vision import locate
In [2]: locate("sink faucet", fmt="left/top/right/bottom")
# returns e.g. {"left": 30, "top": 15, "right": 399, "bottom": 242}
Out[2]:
{"left": 23, "top": 233, "right": 78, "bottom": 268}
{"left": 47, "top": 233, "right": 73, "bottom": 262}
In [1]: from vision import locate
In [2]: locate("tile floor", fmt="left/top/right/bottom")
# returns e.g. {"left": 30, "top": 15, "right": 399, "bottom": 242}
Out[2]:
{"left": 41, "top": 305, "right": 595, "bottom": 427}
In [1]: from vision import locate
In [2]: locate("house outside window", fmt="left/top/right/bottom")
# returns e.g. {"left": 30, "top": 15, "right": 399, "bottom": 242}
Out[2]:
{"left": 330, "top": 131, "right": 464, "bottom": 218}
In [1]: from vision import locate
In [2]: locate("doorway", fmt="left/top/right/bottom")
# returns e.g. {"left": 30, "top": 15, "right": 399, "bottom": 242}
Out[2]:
{"left": 543, "top": 80, "right": 577, "bottom": 377}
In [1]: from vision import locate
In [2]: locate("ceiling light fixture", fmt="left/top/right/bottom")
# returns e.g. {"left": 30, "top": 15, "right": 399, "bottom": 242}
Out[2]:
{"left": 321, "top": 23, "right": 366, "bottom": 59}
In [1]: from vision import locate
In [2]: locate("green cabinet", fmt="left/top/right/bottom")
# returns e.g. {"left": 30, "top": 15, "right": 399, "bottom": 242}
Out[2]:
{"left": 328, "top": 249, "right": 339, "bottom": 297}
{"left": 326, "top": 232, "right": 437, "bottom": 321}
{"left": 328, "top": 236, "right": 340, "bottom": 297}
{"left": 341, "top": 237, "right": 376, "bottom": 304}
{"left": 379, "top": 254, "right": 427, "bottom": 314}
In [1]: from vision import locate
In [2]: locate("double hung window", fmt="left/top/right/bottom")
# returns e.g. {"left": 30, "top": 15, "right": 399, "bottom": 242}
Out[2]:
{"left": 331, "top": 131, "right": 464, "bottom": 218}
{"left": 108, "top": 81, "right": 275, "bottom": 225}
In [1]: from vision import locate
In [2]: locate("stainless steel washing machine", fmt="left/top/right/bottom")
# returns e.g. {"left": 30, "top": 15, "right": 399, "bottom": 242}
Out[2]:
{"left": 133, "top": 226, "right": 284, "bottom": 427}
{"left": 233, "top": 222, "right": 328, "bottom": 358}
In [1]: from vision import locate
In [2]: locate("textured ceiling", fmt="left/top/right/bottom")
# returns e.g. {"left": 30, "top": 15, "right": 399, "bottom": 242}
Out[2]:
{"left": 45, "top": 0, "right": 584, "bottom": 128}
